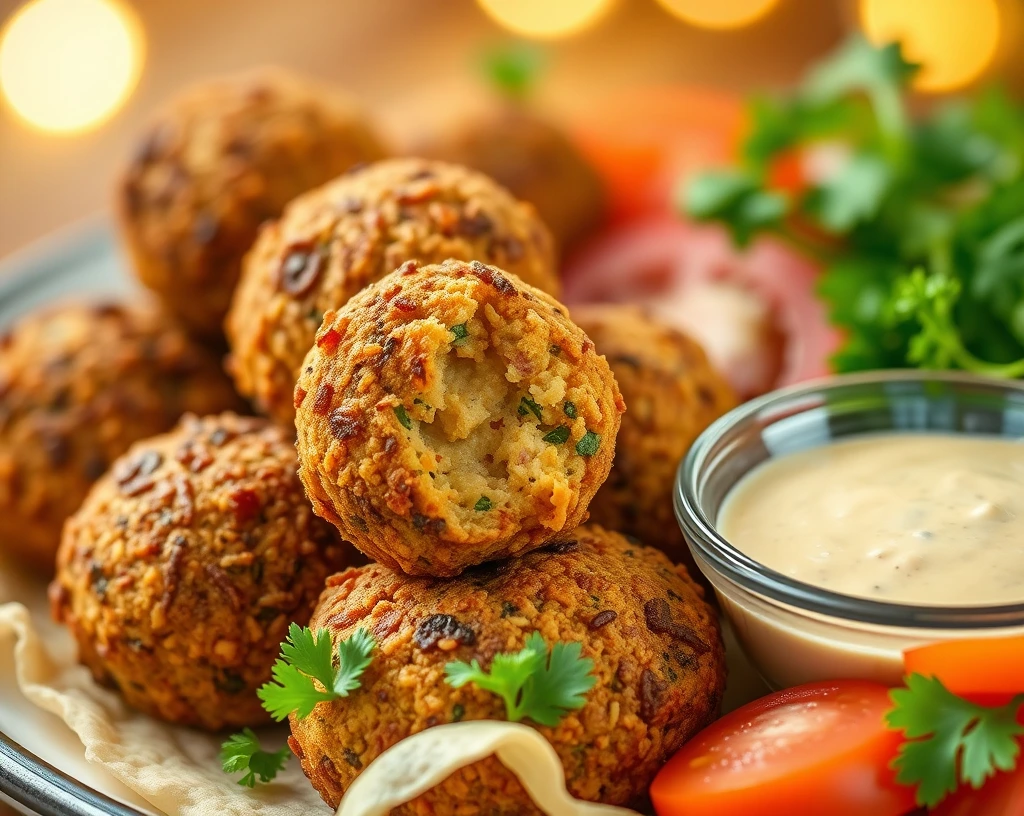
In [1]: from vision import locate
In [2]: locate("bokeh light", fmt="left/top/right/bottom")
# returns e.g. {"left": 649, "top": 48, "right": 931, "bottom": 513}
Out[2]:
{"left": 476, "top": 0, "right": 616, "bottom": 40}
{"left": 860, "top": 0, "right": 1000, "bottom": 93}
{"left": 654, "top": 0, "right": 781, "bottom": 30}
{"left": 0, "top": 0, "right": 144, "bottom": 133}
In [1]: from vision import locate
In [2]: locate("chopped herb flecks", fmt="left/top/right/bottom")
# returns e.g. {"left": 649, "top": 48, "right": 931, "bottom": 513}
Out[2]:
{"left": 517, "top": 396, "right": 543, "bottom": 421}
{"left": 394, "top": 405, "right": 413, "bottom": 430}
{"left": 543, "top": 426, "right": 570, "bottom": 445}
{"left": 563, "top": 401, "right": 577, "bottom": 419}
{"left": 474, "top": 496, "right": 493, "bottom": 511}
{"left": 450, "top": 323, "right": 469, "bottom": 344}
{"left": 576, "top": 431, "right": 600, "bottom": 457}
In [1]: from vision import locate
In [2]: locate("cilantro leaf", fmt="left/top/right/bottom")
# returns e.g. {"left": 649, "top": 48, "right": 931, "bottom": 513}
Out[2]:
{"left": 517, "top": 396, "right": 543, "bottom": 421}
{"left": 474, "top": 495, "right": 492, "bottom": 511}
{"left": 450, "top": 323, "right": 469, "bottom": 344}
{"left": 394, "top": 405, "right": 413, "bottom": 430}
{"left": 887, "top": 674, "right": 1024, "bottom": 808}
{"left": 257, "top": 626, "right": 376, "bottom": 722}
{"left": 805, "top": 153, "right": 891, "bottom": 232}
{"left": 221, "top": 728, "right": 290, "bottom": 788}
{"left": 542, "top": 426, "right": 570, "bottom": 445}
{"left": 684, "top": 170, "right": 788, "bottom": 246}
{"left": 575, "top": 431, "right": 601, "bottom": 457}
{"left": 444, "top": 632, "right": 595, "bottom": 726}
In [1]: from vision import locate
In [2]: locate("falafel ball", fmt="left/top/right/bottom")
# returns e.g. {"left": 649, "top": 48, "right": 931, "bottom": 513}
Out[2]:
{"left": 294, "top": 259, "right": 623, "bottom": 577}
{"left": 573, "top": 305, "right": 736, "bottom": 568}
{"left": 288, "top": 524, "right": 725, "bottom": 814}
{"left": 0, "top": 302, "right": 245, "bottom": 573}
{"left": 226, "top": 158, "right": 559, "bottom": 425}
{"left": 424, "top": 109, "right": 606, "bottom": 254}
{"left": 117, "top": 67, "right": 387, "bottom": 336}
{"left": 50, "top": 413, "right": 352, "bottom": 730}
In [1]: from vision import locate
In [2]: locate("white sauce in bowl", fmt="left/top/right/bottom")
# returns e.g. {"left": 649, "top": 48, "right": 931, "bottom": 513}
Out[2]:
{"left": 719, "top": 433, "right": 1024, "bottom": 606}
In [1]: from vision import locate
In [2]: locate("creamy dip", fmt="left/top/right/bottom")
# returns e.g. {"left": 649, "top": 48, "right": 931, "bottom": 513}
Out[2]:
{"left": 719, "top": 433, "right": 1024, "bottom": 606}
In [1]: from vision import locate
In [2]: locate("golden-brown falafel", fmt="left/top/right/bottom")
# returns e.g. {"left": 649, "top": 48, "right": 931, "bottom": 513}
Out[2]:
{"left": 226, "top": 158, "right": 560, "bottom": 425}
{"left": 288, "top": 524, "right": 725, "bottom": 814}
{"left": 0, "top": 302, "right": 245, "bottom": 573}
{"left": 51, "top": 413, "right": 352, "bottom": 730}
{"left": 117, "top": 67, "right": 387, "bottom": 336}
{"left": 424, "top": 109, "right": 606, "bottom": 254}
{"left": 573, "top": 304, "right": 735, "bottom": 567}
{"left": 294, "top": 259, "right": 623, "bottom": 577}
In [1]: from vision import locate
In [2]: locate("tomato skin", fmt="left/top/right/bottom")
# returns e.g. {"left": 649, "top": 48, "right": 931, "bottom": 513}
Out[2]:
{"left": 571, "top": 86, "right": 744, "bottom": 223}
{"left": 931, "top": 762, "right": 1024, "bottom": 816}
{"left": 904, "top": 637, "right": 1024, "bottom": 703}
{"left": 650, "top": 680, "right": 915, "bottom": 816}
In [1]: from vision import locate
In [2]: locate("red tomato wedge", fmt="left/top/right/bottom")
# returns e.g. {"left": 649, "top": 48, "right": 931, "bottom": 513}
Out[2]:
{"left": 571, "top": 86, "right": 744, "bottom": 223}
{"left": 904, "top": 637, "right": 1024, "bottom": 701}
{"left": 931, "top": 764, "right": 1024, "bottom": 816}
{"left": 650, "top": 680, "right": 916, "bottom": 816}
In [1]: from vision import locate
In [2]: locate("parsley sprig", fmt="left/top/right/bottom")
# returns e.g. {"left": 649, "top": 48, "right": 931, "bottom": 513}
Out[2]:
{"left": 220, "top": 729, "right": 290, "bottom": 788}
{"left": 444, "top": 632, "right": 596, "bottom": 726}
{"left": 685, "top": 34, "right": 1024, "bottom": 376}
{"left": 887, "top": 674, "right": 1024, "bottom": 808}
{"left": 221, "top": 625, "right": 376, "bottom": 787}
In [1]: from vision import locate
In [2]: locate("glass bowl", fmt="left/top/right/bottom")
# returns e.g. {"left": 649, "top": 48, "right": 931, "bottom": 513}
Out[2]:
{"left": 675, "top": 369, "right": 1024, "bottom": 690}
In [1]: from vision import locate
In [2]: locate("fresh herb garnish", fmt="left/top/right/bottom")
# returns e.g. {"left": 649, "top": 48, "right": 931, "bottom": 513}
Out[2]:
{"left": 474, "top": 496, "right": 492, "bottom": 511}
{"left": 684, "top": 34, "right": 1024, "bottom": 375}
{"left": 450, "top": 323, "right": 469, "bottom": 344}
{"left": 220, "top": 728, "right": 290, "bottom": 788}
{"left": 517, "top": 396, "right": 543, "bottom": 422}
{"left": 887, "top": 673, "right": 1024, "bottom": 808}
{"left": 444, "top": 632, "right": 595, "bottom": 726}
{"left": 563, "top": 401, "right": 577, "bottom": 419}
{"left": 258, "top": 624, "right": 376, "bottom": 721}
{"left": 393, "top": 405, "right": 413, "bottom": 431}
{"left": 542, "top": 426, "right": 570, "bottom": 445}
{"left": 481, "top": 42, "right": 545, "bottom": 100}
{"left": 575, "top": 431, "right": 601, "bottom": 457}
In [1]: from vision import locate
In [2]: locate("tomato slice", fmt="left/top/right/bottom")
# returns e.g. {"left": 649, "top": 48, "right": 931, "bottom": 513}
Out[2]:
{"left": 931, "top": 763, "right": 1024, "bottom": 816}
{"left": 650, "top": 680, "right": 916, "bottom": 816}
{"left": 571, "top": 86, "right": 744, "bottom": 223}
{"left": 904, "top": 637, "right": 1024, "bottom": 701}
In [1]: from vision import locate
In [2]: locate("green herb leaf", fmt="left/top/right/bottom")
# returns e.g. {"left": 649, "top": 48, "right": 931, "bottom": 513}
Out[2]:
{"left": 481, "top": 42, "right": 545, "bottom": 100}
{"left": 257, "top": 626, "right": 377, "bottom": 722}
{"left": 474, "top": 495, "right": 492, "bottom": 512}
{"left": 517, "top": 396, "right": 543, "bottom": 422}
{"left": 575, "top": 431, "right": 601, "bottom": 457}
{"left": 450, "top": 323, "right": 469, "bottom": 344}
{"left": 444, "top": 632, "right": 595, "bottom": 725}
{"left": 805, "top": 153, "right": 892, "bottom": 232}
{"left": 684, "top": 170, "right": 788, "bottom": 246}
{"left": 563, "top": 401, "right": 577, "bottom": 419}
{"left": 887, "top": 674, "right": 1024, "bottom": 808}
{"left": 542, "top": 426, "right": 570, "bottom": 445}
{"left": 221, "top": 728, "right": 290, "bottom": 788}
{"left": 394, "top": 405, "right": 413, "bottom": 430}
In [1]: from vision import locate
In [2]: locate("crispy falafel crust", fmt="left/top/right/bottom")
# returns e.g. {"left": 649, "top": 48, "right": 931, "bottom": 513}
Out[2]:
{"left": 294, "top": 259, "right": 623, "bottom": 577}
{"left": 574, "top": 305, "right": 736, "bottom": 568}
{"left": 288, "top": 525, "right": 726, "bottom": 814}
{"left": 0, "top": 302, "right": 245, "bottom": 572}
{"left": 226, "top": 158, "right": 559, "bottom": 425}
{"left": 51, "top": 413, "right": 351, "bottom": 731}
{"left": 117, "top": 67, "right": 387, "bottom": 336}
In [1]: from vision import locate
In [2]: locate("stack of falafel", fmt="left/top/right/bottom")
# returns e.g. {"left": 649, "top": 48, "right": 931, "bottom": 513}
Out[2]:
{"left": 0, "top": 67, "right": 736, "bottom": 814}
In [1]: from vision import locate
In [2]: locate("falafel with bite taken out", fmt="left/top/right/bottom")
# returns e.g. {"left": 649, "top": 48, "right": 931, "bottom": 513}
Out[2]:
{"left": 226, "top": 158, "right": 559, "bottom": 425}
{"left": 573, "top": 304, "right": 736, "bottom": 569}
{"left": 117, "top": 67, "right": 387, "bottom": 337}
{"left": 288, "top": 524, "right": 725, "bottom": 814}
{"left": 0, "top": 302, "right": 245, "bottom": 573}
{"left": 51, "top": 413, "right": 352, "bottom": 731}
{"left": 294, "top": 259, "right": 623, "bottom": 577}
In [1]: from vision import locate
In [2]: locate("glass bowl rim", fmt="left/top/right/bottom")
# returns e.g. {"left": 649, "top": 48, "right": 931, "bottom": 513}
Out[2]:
{"left": 675, "top": 369, "right": 1024, "bottom": 630}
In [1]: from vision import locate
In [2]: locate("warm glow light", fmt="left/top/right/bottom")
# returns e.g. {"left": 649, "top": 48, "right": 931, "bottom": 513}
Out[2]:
{"left": 860, "top": 0, "right": 1000, "bottom": 92}
{"left": 0, "top": 0, "right": 143, "bottom": 133}
{"left": 655, "top": 0, "right": 780, "bottom": 30}
{"left": 477, "top": 0, "right": 615, "bottom": 39}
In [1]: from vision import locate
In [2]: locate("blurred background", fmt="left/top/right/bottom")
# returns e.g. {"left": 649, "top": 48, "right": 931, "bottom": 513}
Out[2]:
{"left": 1, "top": 0, "right": 1021, "bottom": 259}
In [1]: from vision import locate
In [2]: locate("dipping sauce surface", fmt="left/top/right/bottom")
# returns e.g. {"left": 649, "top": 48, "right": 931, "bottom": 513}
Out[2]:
{"left": 719, "top": 433, "right": 1024, "bottom": 605}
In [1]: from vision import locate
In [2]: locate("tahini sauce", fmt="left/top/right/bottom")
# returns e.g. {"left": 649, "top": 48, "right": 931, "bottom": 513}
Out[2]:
{"left": 719, "top": 434, "right": 1024, "bottom": 605}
